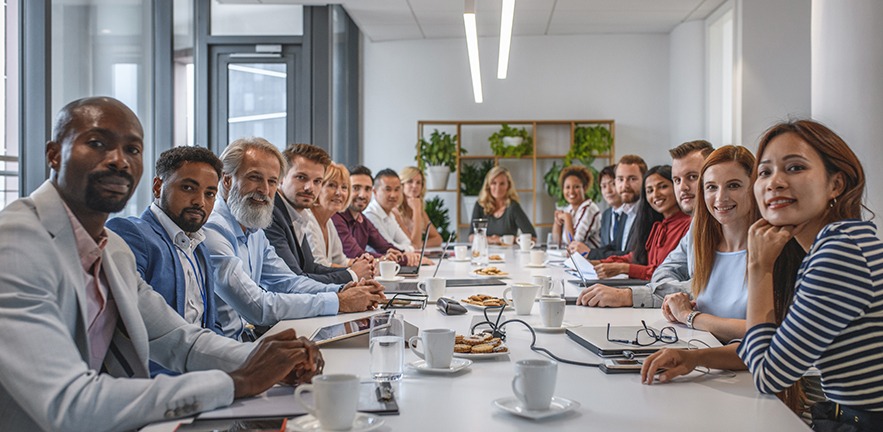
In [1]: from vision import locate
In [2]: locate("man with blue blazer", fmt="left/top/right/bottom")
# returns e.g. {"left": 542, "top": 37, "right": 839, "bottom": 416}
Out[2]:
{"left": 0, "top": 97, "right": 322, "bottom": 431}
{"left": 108, "top": 147, "right": 226, "bottom": 366}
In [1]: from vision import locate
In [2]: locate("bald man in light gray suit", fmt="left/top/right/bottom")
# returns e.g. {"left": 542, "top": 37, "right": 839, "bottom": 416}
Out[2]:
{"left": 0, "top": 97, "right": 322, "bottom": 431}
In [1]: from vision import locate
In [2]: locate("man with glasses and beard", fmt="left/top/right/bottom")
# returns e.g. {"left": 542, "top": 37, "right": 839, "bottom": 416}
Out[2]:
{"left": 0, "top": 97, "right": 322, "bottom": 431}
{"left": 204, "top": 137, "right": 385, "bottom": 340}
{"left": 108, "top": 147, "right": 226, "bottom": 375}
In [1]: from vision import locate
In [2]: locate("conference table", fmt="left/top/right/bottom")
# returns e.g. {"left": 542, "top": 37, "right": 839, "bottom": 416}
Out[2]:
{"left": 144, "top": 246, "right": 810, "bottom": 432}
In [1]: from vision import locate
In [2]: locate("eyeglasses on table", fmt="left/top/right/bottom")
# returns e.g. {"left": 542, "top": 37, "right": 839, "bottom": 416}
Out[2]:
{"left": 606, "top": 320, "right": 678, "bottom": 346}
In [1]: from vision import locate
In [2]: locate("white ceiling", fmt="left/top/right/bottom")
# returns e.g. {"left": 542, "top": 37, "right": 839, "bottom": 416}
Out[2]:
{"left": 219, "top": 0, "right": 728, "bottom": 42}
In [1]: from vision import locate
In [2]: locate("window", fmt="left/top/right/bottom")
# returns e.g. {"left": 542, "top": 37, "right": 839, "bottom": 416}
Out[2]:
{"left": 1, "top": 1, "right": 19, "bottom": 209}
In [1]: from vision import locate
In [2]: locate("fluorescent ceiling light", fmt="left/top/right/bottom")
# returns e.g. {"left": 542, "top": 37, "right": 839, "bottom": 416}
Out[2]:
{"left": 497, "top": 0, "right": 514, "bottom": 79}
{"left": 464, "top": 0, "right": 483, "bottom": 103}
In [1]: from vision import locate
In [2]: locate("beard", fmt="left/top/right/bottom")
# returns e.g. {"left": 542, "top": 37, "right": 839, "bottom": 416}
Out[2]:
{"left": 85, "top": 170, "right": 136, "bottom": 213}
{"left": 160, "top": 194, "right": 208, "bottom": 233}
{"left": 227, "top": 182, "right": 274, "bottom": 229}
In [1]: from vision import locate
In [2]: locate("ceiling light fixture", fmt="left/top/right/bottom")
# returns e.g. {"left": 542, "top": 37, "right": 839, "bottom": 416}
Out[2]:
{"left": 464, "top": 0, "right": 483, "bottom": 103}
{"left": 497, "top": 0, "right": 514, "bottom": 79}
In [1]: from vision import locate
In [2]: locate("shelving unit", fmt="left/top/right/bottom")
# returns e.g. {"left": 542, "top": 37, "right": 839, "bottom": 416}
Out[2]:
{"left": 417, "top": 120, "right": 616, "bottom": 240}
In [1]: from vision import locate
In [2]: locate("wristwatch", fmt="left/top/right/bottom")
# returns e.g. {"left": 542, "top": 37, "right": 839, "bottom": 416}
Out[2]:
{"left": 686, "top": 310, "right": 703, "bottom": 329}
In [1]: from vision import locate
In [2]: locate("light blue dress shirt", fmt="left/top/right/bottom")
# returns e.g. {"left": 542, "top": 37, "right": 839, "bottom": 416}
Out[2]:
{"left": 204, "top": 199, "right": 342, "bottom": 339}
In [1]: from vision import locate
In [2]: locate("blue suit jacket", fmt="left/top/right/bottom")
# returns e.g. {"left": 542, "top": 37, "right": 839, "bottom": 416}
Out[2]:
{"left": 588, "top": 207, "right": 627, "bottom": 259}
{"left": 107, "top": 209, "right": 224, "bottom": 375}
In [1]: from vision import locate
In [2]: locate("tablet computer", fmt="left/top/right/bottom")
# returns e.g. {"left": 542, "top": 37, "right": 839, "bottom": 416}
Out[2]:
{"left": 309, "top": 311, "right": 391, "bottom": 345}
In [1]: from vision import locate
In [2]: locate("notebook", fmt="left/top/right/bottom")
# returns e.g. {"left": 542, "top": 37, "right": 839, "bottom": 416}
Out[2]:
{"left": 566, "top": 326, "right": 690, "bottom": 358}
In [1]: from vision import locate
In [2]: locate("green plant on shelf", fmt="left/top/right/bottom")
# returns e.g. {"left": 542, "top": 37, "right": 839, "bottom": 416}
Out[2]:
{"left": 488, "top": 124, "right": 533, "bottom": 157}
{"left": 566, "top": 125, "right": 612, "bottom": 165}
{"left": 425, "top": 196, "right": 455, "bottom": 241}
{"left": 459, "top": 159, "right": 495, "bottom": 196}
{"left": 417, "top": 129, "right": 461, "bottom": 172}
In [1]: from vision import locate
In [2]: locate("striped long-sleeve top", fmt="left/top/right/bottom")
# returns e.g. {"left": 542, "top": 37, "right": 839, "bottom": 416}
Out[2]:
{"left": 737, "top": 220, "right": 883, "bottom": 411}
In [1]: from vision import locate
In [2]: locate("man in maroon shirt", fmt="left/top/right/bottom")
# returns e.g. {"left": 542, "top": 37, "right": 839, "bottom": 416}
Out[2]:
{"left": 333, "top": 166, "right": 421, "bottom": 266}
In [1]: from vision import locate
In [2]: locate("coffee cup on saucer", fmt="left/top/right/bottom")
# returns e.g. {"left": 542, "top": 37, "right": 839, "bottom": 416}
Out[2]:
{"left": 539, "top": 298, "right": 566, "bottom": 328}
{"left": 294, "top": 374, "right": 360, "bottom": 430}
{"left": 512, "top": 359, "right": 557, "bottom": 410}
{"left": 408, "top": 328, "right": 455, "bottom": 369}
{"left": 379, "top": 261, "right": 400, "bottom": 279}
{"left": 502, "top": 283, "right": 540, "bottom": 315}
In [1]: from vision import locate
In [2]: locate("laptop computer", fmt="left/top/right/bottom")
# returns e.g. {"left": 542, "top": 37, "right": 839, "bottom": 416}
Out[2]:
{"left": 566, "top": 326, "right": 690, "bottom": 357}
{"left": 563, "top": 252, "right": 647, "bottom": 303}
{"left": 398, "top": 223, "right": 431, "bottom": 277}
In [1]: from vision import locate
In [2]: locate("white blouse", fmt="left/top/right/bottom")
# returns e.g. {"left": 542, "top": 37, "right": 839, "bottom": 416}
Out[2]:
{"left": 565, "top": 200, "right": 602, "bottom": 248}
{"left": 304, "top": 210, "right": 348, "bottom": 267}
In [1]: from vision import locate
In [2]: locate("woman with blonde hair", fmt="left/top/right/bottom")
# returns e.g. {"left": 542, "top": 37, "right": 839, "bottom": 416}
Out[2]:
{"left": 306, "top": 163, "right": 367, "bottom": 267}
{"left": 395, "top": 166, "right": 443, "bottom": 248}
{"left": 660, "top": 145, "right": 758, "bottom": 343}
{"left": 468, "top": 166, "right": 536, "bottom": 244}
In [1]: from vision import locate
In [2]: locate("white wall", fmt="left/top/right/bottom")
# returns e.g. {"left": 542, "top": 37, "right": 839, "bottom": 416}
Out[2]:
{"left": 669, "top": 20, "right": 706, "bottom": 145}
{"left": 737, "top": 0, "right": 811, "bottom": 148}
{"left": 812, "top": 0, "right": 883, "bottom": 220}
{"left": 361, "top": 33, "right": 673, "bottom": 172}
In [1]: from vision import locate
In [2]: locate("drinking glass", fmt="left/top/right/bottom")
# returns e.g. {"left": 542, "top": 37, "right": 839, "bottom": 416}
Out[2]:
{"left": 369, "top": 313, "right": 405, "bottom": 381}
{"left": 471, "top": 218, "right": 489, "bottom": 266}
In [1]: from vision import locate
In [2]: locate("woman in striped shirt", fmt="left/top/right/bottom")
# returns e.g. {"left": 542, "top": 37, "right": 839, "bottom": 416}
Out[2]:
{"left": 553, "top": 165, "right": 602, "bottom": 250}
{"left": 642, "top": 120, "right": 883, "bottom": 430}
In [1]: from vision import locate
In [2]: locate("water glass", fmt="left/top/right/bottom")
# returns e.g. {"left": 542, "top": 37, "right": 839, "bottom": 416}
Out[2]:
{"left": 546, "top": 232, "right": 559, "bottom": 250}
{"left": 369, "top": 313, "right": 405, "bottom": 381}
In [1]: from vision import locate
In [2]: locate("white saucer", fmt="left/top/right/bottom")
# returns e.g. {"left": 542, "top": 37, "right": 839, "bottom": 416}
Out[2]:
{"left": 492, "top": 396, "right": 580, "bottom": 420}
{"left": 289, "top": 413, "right": 384, "bottom": 432}
{"left": 453, "top": 349, "right": 510, "bottom": 359}
{"left": 376, "top": 275, "right": 405, "bottom": 282}
{"left": 408, "top": 358, "right": 473, "bottom": 374}
{"left": 531, "top": 321, "right": 581, "bottom": 333}
{"left": 524, "top": 263, "right": 546, "bottom": 268}
{"left": 448, "top": 257, "right": 472, "bottom": 262}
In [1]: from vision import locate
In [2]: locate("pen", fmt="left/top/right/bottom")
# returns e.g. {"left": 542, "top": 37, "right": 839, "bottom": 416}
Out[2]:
{"left": 566, "top": 232, "right": 573, "bottom": 243}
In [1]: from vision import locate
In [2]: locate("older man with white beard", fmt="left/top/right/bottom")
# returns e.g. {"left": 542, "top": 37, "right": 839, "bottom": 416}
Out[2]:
{"left": 204, "top": 137, "right": 385, "bottom": 340}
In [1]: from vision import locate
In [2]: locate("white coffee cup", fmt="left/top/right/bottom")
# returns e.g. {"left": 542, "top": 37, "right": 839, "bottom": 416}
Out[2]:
{"left": 516, "top": 233, "right": 535, "bottom": 251}
{"left": 502, "top": 283, "right": 540, "bottom": 315}
{"left": 539, "top": 298, "right": 566, "bottom": 328}
{"left": 408, "top": 328, "right": 455, "bottom": 369}
{"left": 379, "top": 261, "right": 400, "bottom": 279}
{"left": 417, "top": 277, "right": 446, "bottom": 302}
{"left": 529, "top": 250, "right": 546, "bottom": 266}
{"left": 531, "top": 275, "right": 552, "bottom": 297}
{"left": 454, "top": 245, "right": 468, "bottom": 260}
{"left": 501, "top": 234, "right": 515, "bottom": 245}
{"left": 294, "top": 374, "right": 360, "bottom": 430}
{"left": 512, "top": 359, "right": 558, "bottom": 410}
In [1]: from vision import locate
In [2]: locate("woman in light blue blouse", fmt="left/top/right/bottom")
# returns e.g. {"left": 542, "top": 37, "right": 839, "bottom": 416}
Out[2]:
{"left": 659, "top": 145, "right": 757, "bottom": 343}
{"left": 642, "top": 121, "right": 883, "bottom": 429}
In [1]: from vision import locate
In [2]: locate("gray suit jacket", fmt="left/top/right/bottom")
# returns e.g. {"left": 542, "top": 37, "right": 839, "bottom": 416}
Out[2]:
{"left": 0, "top": 182, "right": 252, "bottom": 432}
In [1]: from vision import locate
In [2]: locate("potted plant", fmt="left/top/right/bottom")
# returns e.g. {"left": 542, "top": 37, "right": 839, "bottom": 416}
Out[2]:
{"left": 544, "top": 124, "right": 612, "bottom": 204}
{"left": 459, "top": 159, "right": 494, "bottom": 224}
{"left": 425, "top": 196, "right": 455, "bottom": 241}
{"left": 488, "top": 124, "right": 532, "bottom": 157}
{"left": 417, "top": 129, "right": 460, "bottom": 190}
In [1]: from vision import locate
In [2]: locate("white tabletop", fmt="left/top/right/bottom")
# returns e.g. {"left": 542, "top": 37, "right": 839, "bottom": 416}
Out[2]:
{"left": 144, "top": 246, "right": 810, "bottom": 432}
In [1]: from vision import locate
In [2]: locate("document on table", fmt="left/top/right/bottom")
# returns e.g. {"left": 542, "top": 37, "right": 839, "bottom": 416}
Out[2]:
{"left": 198, "top": 382, "right": 397, "bottom": 420}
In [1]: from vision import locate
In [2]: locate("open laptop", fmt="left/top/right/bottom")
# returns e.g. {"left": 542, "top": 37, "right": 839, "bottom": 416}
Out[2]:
{"left": 563, "top": 252, "right": 647, "bottom": 302}
{"left": 566, "top": 326, "right": 690, "bottom": 357}
{"left": 398, "top": 223, "right": 431, "bottom": 277}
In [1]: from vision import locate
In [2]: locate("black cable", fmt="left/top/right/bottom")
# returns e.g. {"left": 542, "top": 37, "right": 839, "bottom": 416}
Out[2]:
{"left": 470, "top": 306, "right": 599, "bottom": 368}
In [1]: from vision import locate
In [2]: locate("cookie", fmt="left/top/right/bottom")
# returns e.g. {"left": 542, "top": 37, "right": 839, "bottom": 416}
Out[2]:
{"left": 454, "top": 344, "right": 472, "bottom": 353}
{"left": 455, "top": 335, "right": 465, "bottom": 344}
{"left": 471, "top": 343, "right": 494, "bottom": 353}
{"left": 463, "top": 335, "right": 486, "bottom": 346}
{"left": 492, "top": 345, "right": 509, "bottom": 353}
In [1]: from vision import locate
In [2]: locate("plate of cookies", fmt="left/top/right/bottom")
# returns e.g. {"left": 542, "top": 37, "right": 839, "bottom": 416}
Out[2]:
{"left": 469, "top": 266, "right": 509, "bottom": 278}
{"left": 460, "top": 294, "right": 511, "bottom": 310}
{"left": 453, "top": 333, "right": 510, "bottom": 359}
{"left": 488, "top": 254, "right": 506, "bottom": 263}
